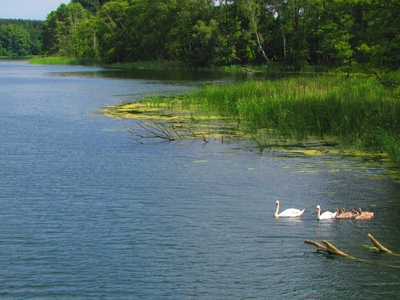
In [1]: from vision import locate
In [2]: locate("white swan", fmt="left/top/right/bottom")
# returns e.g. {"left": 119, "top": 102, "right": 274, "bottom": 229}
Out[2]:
{"left": 316, "top": 205, "right": 337, "bottom": 220}
{"left": 274, "top": 200, "right": 305, "bottom": 218}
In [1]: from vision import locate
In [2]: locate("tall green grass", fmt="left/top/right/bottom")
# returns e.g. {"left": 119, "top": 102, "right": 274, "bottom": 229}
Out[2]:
{"left": 29, "top": 57, "right": 185, "bottom": 69}
{"left": 1, "top": 55, "right": 35, "bottom": 59}
{"left": 29, "top": 57, "right": 103, "bottom": 66}
{"left": 172, "top": 75, "right": 400, "bottom": 161}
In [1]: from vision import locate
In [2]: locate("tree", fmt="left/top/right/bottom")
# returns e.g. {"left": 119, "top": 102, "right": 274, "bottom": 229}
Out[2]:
{"left": 214, "top": 0, "right": 260, "bottom": 65}
{"left": 123, "top": 0, "right": 179, "bottom": 61}
{"left": 94, "top": 0, "right": 131, "bottom": 63}
{"left": 239, "top": 0, "right": 271, "bottom": 64}
{"left": 185, "top": 18, "right": 221, "bottom": 67}
{"left": 0, "top": 24, "right": 31, "bottom": 56}
{"left": 42, "top": 2, "right": 88, "bottom": 57}
{"left": 71, "top": 0, "right": 112, "bottom": 14}
{"left": 0, "top": 19, "right": 43, "bottom": 56}
{"left": 31, "top": 0, "right": 400, "bottom": 72}
{"left": 164, "top": 0, "right": 220, "bottom": 67}
{"left": 355, "top": 0, "right": 400, "bottom": 75}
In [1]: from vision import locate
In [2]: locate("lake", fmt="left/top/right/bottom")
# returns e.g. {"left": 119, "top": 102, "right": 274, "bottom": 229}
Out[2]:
{"left": 1, "top": 60, "right": 400, "bottom": 299}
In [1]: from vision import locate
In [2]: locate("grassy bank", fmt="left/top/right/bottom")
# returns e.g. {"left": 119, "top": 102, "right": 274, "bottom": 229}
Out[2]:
{"left": 29, "top": 57, "right": 103, "bottom": 66}
{"left": 137, "top": 75, "right": 400, "bottom": 162}
{"left": 1, "top": 55, "right": 35, "bottom": 59}
{"left": 29, "top": 57, "right": 187, "bottom": 69}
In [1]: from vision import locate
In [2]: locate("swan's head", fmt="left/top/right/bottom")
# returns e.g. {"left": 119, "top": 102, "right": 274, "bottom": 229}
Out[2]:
{"left": 316, "top": 205, "right": 321, "bottom": 212}
{"left": 276, "top": 200, "right": 280, "bottom": 207}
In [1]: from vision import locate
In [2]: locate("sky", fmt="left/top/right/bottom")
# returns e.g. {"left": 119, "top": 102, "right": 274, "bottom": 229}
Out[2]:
{"left": 0, "top": 0, "right": 69, "bottom": 20}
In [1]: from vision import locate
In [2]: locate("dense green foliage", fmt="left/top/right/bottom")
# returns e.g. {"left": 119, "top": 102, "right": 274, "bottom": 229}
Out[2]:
{"left": 71, "top": 0, "right": 110, "bottom": 14}
{"left": 34, "top": 0, "right": 399, "bottom": 74}
{"left": 0, "top": 19, "right": 43, "bottom": 57}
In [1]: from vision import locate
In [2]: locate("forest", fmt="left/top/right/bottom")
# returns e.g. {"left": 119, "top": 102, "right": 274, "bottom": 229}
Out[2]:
{"left": 0, "top": 19, "right": 43, "bottom": 57}
{"left": 1, "top": 0, "right": 400, "bottom": 74}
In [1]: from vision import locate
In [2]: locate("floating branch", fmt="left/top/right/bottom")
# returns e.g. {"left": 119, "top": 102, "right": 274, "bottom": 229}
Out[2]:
{"left": 303, "top": 240, "right": 326, "bottom": 251}
{"left": 368, "top": 233, "right": 400, "bottom": 256}
{"left": 321, "top": 240, "right": 355, "bottom": 258}
{"left": 305, "top": 234, "right": 400, "bottom": 269}
{"left": 304, "top": 239, "right": 354, "bottom": 258}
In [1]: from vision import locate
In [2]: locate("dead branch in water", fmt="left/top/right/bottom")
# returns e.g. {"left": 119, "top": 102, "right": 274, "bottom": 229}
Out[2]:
{"left": 304, "top": 239, "right": 354, "bottom": 258}
{"left": 125, "top": 119, "right": 210, "bottom": 144}
{"left": 303, "top": 240, "right": 326, "bottom": 251}
{"left": 368, "top": 233, "right": 400, "bottom": 256}
{"left": 305, "top": 234, "right": 400, "bottom": 269}
{"left": 125, "top": 120, "right": 176, "bottom": 143}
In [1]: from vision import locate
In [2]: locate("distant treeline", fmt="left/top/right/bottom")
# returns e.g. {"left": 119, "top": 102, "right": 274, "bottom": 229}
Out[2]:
{"left": 0, "top": 19, "right": 43, "bottom": 57}
{"left": 2, "top": 0, "right": 400, "bottom": 73}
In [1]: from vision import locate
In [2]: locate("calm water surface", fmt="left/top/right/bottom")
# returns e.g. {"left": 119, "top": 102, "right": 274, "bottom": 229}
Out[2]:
{"left": 1, "top": 61, "right": 400, "bottom": 299}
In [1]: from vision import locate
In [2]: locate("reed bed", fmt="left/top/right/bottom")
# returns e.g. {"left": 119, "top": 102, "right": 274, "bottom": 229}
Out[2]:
{"left": 170, "top": 75, "right": 400, "bottom": 162}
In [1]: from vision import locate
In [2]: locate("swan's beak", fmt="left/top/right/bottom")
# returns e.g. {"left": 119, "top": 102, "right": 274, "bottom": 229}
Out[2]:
{"left": 315, "top": 208, "right": 318, "bottom": 212}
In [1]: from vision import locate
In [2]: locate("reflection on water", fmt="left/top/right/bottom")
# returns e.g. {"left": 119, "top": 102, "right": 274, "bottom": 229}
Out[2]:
{"left": 0, "top": 61, "right": 400, "bottom": 299}
{"left": 51, "top": 67, "right": 261, "bottom": 84}
{"left": 51, "top": 65, "right": 320, "bottom": 83}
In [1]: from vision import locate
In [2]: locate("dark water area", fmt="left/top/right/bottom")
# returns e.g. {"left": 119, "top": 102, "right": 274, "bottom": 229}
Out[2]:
{"left": 1, "top": 60, "right": 400, "bottom": 299}
{"left": 57, "top": 68, "right": 252, "bottom": 81}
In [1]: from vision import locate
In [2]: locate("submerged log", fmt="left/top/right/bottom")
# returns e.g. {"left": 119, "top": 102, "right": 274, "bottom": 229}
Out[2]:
{"left": 304, "top": 239, "right": 354, "bottom": 258}
{"left": 321, "top": 240, "right": 355, "bottom": 258}
{"left": 306, "top": 234, "right": 399, "bottom": 257}
{"left": 305, "top": 235, "right": 400, "bottom": 269}
{"left": 304, "top": 239, "right": 326, "bottom": 251}
{"left": 368, "top": 233, "right": 400, "bottom": 256}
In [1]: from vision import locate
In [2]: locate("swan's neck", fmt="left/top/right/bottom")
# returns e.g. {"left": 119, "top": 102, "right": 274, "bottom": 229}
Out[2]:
{"left": 274, "top": 204, "right": 279, "bottom": 217}
{"left": 317, "top": 208, "right": 321, "bottom": 219}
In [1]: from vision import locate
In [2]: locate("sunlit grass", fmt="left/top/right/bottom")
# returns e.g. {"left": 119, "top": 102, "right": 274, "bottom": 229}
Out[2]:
{"left": 29, "top": 56, "right": 103, "bottom": 66}
{"left": 29, "top": 57, "right": 186, "bottom": 69}
{"left": 1, "top": 55, "right": 35, "bottom": 59}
